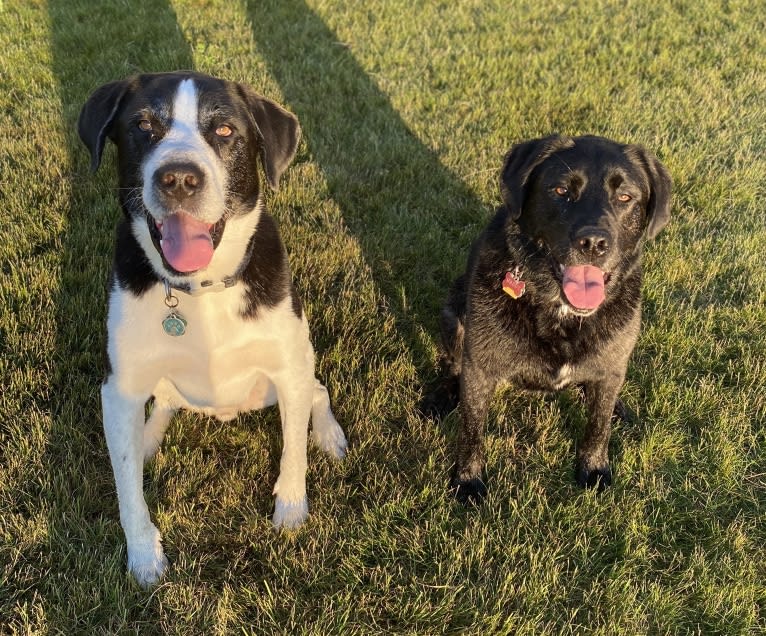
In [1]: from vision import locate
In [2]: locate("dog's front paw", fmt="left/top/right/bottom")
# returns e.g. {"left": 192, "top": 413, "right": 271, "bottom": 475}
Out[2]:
{"left": 127, "top": 530, "right": 168, "bottom": 588}
{"left": 575, "top": 462, "right": 612, "bottom": 491}
{"left": 451, "top": 476, "right": 488, "bottom": 506}
{"left": 272, "top": 495, "right": 309, "bottom": 530}
{"left": 311, "top": 418, "right": 348, "bottom": 460}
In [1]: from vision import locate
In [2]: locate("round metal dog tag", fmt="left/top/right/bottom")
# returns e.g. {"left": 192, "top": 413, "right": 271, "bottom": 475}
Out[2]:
{"left": 162, "top": 312, "right": 187, "bottom": 337}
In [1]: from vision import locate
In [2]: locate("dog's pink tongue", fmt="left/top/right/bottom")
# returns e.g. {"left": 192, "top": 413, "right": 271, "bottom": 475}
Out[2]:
{"left": 562, "top": 265, "right": 606, "bottom": 310}
{"left": 158, "top": 213, "right": 214, "bottom": 273}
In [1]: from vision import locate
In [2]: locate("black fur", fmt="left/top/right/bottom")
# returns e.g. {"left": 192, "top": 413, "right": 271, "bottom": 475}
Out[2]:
{"left": 437, "top": 135, "right": 672, "bottom": 504}
{"left": 112, "top": 219, "right": 160, "bottom": 297}
{"left": 239, "top": 212, "right": 294, "bottom": 319}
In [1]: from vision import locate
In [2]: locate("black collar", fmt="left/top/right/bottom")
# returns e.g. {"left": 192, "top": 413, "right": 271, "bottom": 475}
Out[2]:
{"left": 164, "top": 276, "right": 238, "bottom": 296}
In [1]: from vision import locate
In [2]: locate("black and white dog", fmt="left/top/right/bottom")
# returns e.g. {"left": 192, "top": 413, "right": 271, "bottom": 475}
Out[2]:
{"left": 78, "top": 71, "right": 347, "bottom": 587}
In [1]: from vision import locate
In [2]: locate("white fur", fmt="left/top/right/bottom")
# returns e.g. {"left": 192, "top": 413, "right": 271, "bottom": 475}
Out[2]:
{"left": 102, "top": 80, "right": 346, "bottom": 588}
{"left": 552, "top": 363, "right": 573, "bottom": 390}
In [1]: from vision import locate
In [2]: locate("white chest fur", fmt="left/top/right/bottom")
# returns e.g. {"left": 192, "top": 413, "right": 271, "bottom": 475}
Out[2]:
{"left": 107, "top": 281, "right": 307, "bottom": 413}
{"left": 552, "top": 363, "right": 574, "bottom": 390}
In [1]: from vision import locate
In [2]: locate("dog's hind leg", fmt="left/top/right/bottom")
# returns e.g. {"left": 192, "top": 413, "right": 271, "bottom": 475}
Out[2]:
{"left": 310, "top": 379, "right": 347, "bottom": 459}
{"left": 143, "top": 402, "right": 175, "bottom": 462}
{"left": 440, "top": 274, "right": 467, "bottom": 378}
{"left": 419, "top": 275, "right": 467, "bottom": 419}
{"left": 143, "top": 381, "right": 177, "bottom": 462}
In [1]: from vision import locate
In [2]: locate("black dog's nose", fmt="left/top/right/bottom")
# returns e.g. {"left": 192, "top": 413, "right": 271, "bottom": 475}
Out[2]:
{"left": 574, "top": 227, "right": 611, "bottom": 258}
{"left": 155, "top": 162, "right": 205, "bottom": 199}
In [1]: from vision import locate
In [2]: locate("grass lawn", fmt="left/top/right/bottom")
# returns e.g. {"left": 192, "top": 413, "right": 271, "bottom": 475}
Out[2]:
{"left": 2, "top": 0, "right": 766, "bottom": 633}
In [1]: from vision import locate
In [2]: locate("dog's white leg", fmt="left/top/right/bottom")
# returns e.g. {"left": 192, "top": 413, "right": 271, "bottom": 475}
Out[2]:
{"left": 271, "top": 374, "right": 312, "bottom": 530}
{"left": 310, "top": 379, "right": 347, "bottom": 459}
{"left": 102, "top": 379, "right": 168, "bottom": 587}
{"left": 143, "top": 404, "right": 174, "bottom": 463}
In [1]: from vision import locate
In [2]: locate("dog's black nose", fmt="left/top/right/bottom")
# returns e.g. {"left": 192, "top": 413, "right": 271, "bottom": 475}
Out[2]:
{"left": 155, "top": 162, "right": 205, "bottom": 199}
{"left": 574, "top": 227, "right": 610, "bottom": 258}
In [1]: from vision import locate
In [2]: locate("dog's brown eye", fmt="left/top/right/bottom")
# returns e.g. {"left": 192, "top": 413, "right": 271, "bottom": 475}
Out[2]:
{"left": 554, "top": 186, "right": 568, "bottom": 197}
{"left": 617, "top": 193, "right": 632, "bottom": 202}
{"left": 138, "top": 119, "right": 152, "bottom": 132}
{"left": 215, "top": 124, "right": 233, "bottom": 137}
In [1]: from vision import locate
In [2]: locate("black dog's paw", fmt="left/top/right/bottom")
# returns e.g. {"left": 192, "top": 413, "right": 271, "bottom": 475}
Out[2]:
{"left": 575, "top": 463, "right": 612, "bottom": 491}
{"left": 450, "top": 476, "right": 488, "bottom": 506}
{"left": 419, "top": 375, "right": 460, "bottom": 420}
{"left": 612, "top": 399, "right": 634, "bottom": 425}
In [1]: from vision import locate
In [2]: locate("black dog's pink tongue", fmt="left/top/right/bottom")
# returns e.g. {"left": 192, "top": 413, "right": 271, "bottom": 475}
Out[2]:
{"left": 562, "top": 265, "right": 606, "bottom": 310}
{"left": 158, "top": 213, "right": 214, "bottom": 273}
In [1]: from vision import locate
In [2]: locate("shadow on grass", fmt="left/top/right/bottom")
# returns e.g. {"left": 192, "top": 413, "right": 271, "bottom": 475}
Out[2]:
{"left": 244, "top": 0, "right": 487, "bottom": 362}
{"left": 45, "top": 0, "right": 193, "bottom": 626}
{"left": 243, "top": 0, "right": 497, "bottom": 526}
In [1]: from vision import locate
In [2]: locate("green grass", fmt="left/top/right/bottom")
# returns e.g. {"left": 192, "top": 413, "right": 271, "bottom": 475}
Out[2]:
{"left": 2, "top": 0, "right": 766, "bottom": 632}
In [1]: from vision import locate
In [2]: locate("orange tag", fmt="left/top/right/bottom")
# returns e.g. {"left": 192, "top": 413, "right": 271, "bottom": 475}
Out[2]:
{"left": 502, "top": 271, "right": 526, "bottom": 299}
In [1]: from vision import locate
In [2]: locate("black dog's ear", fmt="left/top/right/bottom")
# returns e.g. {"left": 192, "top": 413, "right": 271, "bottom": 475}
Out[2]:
{"left": 236, "top": 84, "right": 301, "bottom": 190}
{"left": 78, "top": 79, "right": 132, "bottom": 172}
{"left": 499, "top": 135, "right": 574, "bottom": 220}
{"left": 628, "top": 145, "right": 673, "bottom": 240}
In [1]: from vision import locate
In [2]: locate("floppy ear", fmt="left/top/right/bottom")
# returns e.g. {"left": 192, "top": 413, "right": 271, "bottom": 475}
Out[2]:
{"left": 77, "top": 79, "right": 132, "bottom": 172}
{"left": 628, "top": 145, "right": 673, "bottom": 240}
{"left": 236, "top": 84, "right": 301, "bottom": 190}
{"left": 499, "top": 135, "right": 574, "bottom": 220}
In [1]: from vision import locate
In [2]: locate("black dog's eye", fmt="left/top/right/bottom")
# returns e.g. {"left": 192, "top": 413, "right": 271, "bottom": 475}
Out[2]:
{"left": 617, "top": 193, "right": 632, "bottom": 203}
{"left": 138, "top": 119, "right": 153, "bottom": 132}
{"left": 554, "top": 186, "right": 569, "bottom": 197}
{"left": 215, "top": 124, "right": 233, "bottom": 138}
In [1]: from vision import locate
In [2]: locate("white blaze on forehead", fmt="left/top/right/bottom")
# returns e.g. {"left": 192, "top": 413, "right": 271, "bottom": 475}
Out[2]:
{"left": 141, "top": 78, "right": 227, "bottom": 224}
{"left": 171, "top": 79, "right": 199, "bottom": 133}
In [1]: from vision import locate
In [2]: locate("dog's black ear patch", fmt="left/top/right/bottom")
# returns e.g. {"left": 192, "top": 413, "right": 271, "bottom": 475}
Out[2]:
{"left": 627, "top": 145, "right": 673, "bottom": 240}
{"left": 499, "top": 135, "right": 574, "bottom": 220}
{"left": 78, "top": 79, "right": 133, "bottom": 172}
{"left": 236, "top": 85, "right": 301, "bottom": 191}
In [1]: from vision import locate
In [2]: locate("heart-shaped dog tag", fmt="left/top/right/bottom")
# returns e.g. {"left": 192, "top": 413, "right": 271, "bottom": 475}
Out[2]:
{"left": 502, "top": 271, "right": 526, "bottom": 299}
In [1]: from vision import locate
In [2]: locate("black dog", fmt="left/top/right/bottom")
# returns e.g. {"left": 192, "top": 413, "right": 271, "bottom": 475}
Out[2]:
{"left": 438, "top": 135, "right": 672, "bottom": 503}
